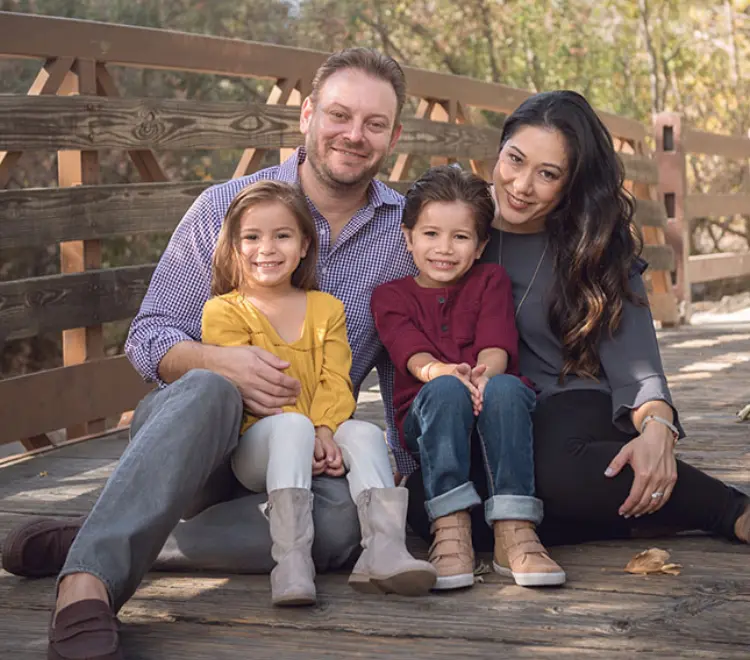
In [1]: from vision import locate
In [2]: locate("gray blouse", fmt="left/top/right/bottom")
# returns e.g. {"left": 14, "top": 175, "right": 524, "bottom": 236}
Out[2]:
{"left": 481, "top": 228, "right": 681, "bottom": 437}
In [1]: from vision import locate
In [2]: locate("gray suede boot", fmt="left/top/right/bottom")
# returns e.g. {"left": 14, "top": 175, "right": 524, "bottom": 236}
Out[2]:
{"left": 267, "top": 488, "right": 316, "bottom": 606}
{"left": 348, "top": 487, "right": 437, "bottom": 596}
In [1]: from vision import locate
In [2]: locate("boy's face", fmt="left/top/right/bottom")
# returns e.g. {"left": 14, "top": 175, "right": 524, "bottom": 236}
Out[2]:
{"left": 403, "top": 201, "right": 487, "bottom": 288}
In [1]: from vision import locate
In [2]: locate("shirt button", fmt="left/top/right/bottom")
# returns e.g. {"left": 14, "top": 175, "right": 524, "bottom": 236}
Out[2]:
{"left": 441, "top": 324, "right": 448, "bottom": 332}
{"left": 438, "top": 296, "right": 445, "bottom": 304}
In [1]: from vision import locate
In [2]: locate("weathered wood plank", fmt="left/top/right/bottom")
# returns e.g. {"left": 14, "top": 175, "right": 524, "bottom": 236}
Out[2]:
{"left": 0, "top": 153, "right": 659, "bottom": 249}
{"left": 619, "top": 152, "right": 659, "bottom": 185}
{"left": 684, "top": 128, "right": 750, "bottom": 160}
{"left": 688, "top": 252, "right": 750, "bottom": 283}
{"left": 0, "top": 356, "right": 153, "bottom": 446}
{"left": 0, "top": 95, "right": 502, "bottom": 159}
{"left": 686, "top": 193, "right": 750, "bottom": 220}
{"left": 0, "top": 181, "right": 214, "bottom": 248}
{"left": 634, "top": 198, "right": 667, "bottom": 228}
{"left": 0, "top": 12, "right": 646, "bottom": 143}
{"left": 642, "top": 244, "right": 675, "bottom": 272}
{"left": 0, "top": 264, "right": 154, "bottom": 341}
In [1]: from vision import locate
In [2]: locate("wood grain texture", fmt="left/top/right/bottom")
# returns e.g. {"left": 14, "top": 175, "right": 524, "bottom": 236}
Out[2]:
{"left": 0, "top": 12, "right": 646, "bottom": 142}
{"left": 0, "top": 264, "right": 154, "bottom": 341}
{"left": 0, "top": 95, "right": 502, "bottom": 160}
{"left": 0, "top": 356, "right": 153, "bottom": 445}
{"left": 641, "top": 244, "right": 675, "bottom": 272}
{"left": 1, "top": 325, "right": 750, "bottom": 658}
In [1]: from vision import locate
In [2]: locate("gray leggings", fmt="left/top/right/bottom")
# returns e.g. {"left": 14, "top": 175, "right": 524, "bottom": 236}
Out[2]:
{"left": 58, "top": 369, "right": 362, "bottom": 612}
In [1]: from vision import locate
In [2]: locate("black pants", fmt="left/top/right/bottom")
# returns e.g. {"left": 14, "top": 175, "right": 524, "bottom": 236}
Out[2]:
{"left": 406, "top": 390, "right": 749, "bottom": 549}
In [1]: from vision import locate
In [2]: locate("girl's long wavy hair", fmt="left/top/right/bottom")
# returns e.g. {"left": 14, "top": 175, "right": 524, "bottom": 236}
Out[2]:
{"left": 211, "top": 180, "right": 318, "bottom": 296}
{"left": 499, "top": 91, "right": 643, "bottom": 380}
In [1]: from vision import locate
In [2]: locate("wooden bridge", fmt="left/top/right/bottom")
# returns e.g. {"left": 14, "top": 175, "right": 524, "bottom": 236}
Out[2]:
{"left": 1, "top": 12, "right": 749, "bottom": 659}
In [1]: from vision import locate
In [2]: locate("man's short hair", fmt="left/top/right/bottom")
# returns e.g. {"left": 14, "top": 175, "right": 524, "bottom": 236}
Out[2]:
{"left": 311, "top": 48, "right": 407, "bottom": 125}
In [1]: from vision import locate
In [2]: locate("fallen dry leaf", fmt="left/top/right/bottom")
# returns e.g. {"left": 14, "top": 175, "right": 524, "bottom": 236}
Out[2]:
{"left": 624, "top": 547, "right": 682, "bottom": 576}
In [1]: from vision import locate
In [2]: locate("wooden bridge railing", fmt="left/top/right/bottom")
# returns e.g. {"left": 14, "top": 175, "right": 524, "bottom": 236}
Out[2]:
{"left": 0, "top": 12, "right": 683, "bottom": 452}
{"left": 655, "top": 113, "right": 750, "bottom": 319}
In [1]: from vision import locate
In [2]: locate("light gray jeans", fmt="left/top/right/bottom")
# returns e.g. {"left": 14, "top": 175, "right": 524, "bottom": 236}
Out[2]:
{"left": 59, "top": 369, "right": 362, "bottom": 612}
{"left": 232, "top": 413, "right": 394, "bottom": 501}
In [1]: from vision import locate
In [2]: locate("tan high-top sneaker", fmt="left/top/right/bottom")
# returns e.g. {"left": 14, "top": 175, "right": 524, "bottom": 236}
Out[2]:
{"left": 493, "top": 520, "right": 566, "bottom": 587}
{"left": 429, "top": 510, "right": 475, "bottom": 590}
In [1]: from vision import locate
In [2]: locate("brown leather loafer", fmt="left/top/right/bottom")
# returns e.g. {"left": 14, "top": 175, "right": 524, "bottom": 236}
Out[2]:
{"left": 2, "top": 516, "right": 84, "bottom": 577}
{"left": 49, "top": 599, "right": 121, "bottom": 660}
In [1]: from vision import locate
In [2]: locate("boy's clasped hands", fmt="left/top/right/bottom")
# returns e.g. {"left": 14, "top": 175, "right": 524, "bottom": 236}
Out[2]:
{"left": 420, "top": 361, "right": 490, "bottom": 416}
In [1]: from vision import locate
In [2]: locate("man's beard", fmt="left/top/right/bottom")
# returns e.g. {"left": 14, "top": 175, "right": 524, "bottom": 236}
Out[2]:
{"left": 306, "top": 134, "right": 386, "bottom": 192}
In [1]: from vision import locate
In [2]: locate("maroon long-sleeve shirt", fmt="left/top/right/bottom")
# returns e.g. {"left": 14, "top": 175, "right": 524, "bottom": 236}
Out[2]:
{"left": 371, "top": 263, "right": 532, "bottom": 448}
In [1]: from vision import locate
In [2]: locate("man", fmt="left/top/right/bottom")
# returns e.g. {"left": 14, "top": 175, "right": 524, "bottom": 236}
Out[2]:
{"left": 2, "top": 48, "right": 422, "bottom": 660}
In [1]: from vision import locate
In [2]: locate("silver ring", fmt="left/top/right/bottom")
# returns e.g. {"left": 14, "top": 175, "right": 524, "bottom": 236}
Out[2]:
{"left": 651, "top": 491, "right": 664, "bottom": 499}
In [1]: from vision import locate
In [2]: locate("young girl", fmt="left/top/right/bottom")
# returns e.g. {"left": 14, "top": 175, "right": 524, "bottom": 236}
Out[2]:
{"left": 371, "top": 166, "right": 565, "bottom": 590}
{"left": 202, "top": 180, "right": 435, "bottom": 606}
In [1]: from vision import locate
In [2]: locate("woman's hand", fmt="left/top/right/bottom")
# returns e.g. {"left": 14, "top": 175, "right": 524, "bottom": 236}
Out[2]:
{"left": 313, "top": 426, "right": 345, "bottom": 477}
{"left": 604, "top": 422, "right": 678, "bottom": 518}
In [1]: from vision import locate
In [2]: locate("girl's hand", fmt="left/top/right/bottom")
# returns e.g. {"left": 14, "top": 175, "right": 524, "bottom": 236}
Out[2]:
{"left": 604, "top": 422, "right": 678, "bottom": 518}
{"left": 314, "top": 427, "right": 345, "bottom": 478}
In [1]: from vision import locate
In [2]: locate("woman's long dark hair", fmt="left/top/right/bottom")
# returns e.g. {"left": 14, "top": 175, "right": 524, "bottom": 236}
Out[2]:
{"left": 499, "top": 91, "right": 643, "bottom": 380}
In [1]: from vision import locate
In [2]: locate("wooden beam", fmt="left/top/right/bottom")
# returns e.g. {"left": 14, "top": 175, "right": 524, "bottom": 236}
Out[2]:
{"left": 0, "top": 180, "right": 217, "bottom": 248}
{"left": 686, "top": 194, "right": 750, "bottom": 220}
{"left": 0, "top": 356, "right": 154, "bottom": 446}
{"left": 0, "top": 177, "right": 670, "bottom": 249}
{"left": 688, "top": 252, "right": 750, "bottom": 283}
{"left": 94, "top": 63, "right": 168, "bottom": 182}
{"left": 0, "top": 95, "right": 504, "bottom": 160}
{"left": 619, "top": 152, "right": 659, "bottom": 185}
{"left": 0, "top": 264, "right": 154, "bottom": 341}
{"left": 57, "top": 59, "right": 105, "bottom": 438}
{"left": 642, "top": 244, "right": 675, "bottom": 273}
{"left": 234, "top": 78, "right": 299, "bottom": 178}
{"left": 684, "top": 128, "right": 750, "bottom": 160}
{"left": 0, "top": 12, "right": 646, "bottom": 142}
{"left": 389, "top": 99, "right": 436, "bottom": 182}
{"left": 634, "top": 199, "right": 667, "bottom": 229}
{"left": 0, "top": 55, "right": 75, "bottom": 187}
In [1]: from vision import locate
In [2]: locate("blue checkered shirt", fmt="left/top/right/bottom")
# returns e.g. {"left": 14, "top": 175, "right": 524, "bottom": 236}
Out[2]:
{"left": 125, "top": 148, "right": 419, "bottom": 475}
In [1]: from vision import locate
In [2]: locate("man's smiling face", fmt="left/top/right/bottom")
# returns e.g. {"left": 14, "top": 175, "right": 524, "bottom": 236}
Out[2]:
{"left": 300, "top": 68, "right": 401, "bottom": 190}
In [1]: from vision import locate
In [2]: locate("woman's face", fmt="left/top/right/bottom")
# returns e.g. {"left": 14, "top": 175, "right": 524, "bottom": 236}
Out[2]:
{"left": 493, "top": 125, "right": 569, "bottom": 233}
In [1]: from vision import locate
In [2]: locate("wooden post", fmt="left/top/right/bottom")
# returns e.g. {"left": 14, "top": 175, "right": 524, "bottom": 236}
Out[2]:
{"left": 654, "top": 112, "right": 690, "bottom": 321}
{"left": 58, "top": 59, "right": 105, "bottom": 438}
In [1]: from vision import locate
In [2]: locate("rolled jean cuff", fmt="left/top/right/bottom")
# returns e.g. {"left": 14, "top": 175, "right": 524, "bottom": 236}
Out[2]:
{"left": 484, "top": 495, "right": 544, "bottom": 526}
{"left": 425, "top": 482, "right": 482, "bottom": 521}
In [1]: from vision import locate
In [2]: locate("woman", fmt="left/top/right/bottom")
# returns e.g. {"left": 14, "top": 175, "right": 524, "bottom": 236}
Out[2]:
{"left": 406, "top": 90, "right": 750, "bottom": 550}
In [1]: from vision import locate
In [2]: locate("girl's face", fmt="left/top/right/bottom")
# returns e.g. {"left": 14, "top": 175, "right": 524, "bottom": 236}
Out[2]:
{"left": 493, "top": 125, "right": 569, "bottom": 233}
{"left": 403, "top": 200, "right": 487, "bottom": 288}
{"left": 237, "top": 201, "right": 310, "bottom": 292}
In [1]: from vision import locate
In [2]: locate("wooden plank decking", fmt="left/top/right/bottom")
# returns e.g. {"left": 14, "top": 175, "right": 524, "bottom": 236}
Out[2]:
{"left": 1, "top": 322, "right": 749, "bottom": 658}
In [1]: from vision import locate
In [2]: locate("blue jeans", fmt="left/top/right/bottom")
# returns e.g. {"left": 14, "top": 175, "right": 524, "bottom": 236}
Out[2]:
{"left": 403, "top": 374, "right": 542, "bottom": 526}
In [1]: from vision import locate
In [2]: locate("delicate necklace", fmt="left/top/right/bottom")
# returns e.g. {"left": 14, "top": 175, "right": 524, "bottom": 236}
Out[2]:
{"left": 498, "top": 227, "right": 549, "bottom": 318}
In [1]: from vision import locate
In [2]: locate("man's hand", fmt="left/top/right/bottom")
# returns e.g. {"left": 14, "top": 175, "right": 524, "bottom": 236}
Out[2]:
{"left": 605, "top": 422, "right": 678, "bottom": 518}
{"left": 314, "top": 426, "right": 345, "bottom": 477}
{"left": 215, "top": 346, "right": 301, "bottom": 416}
